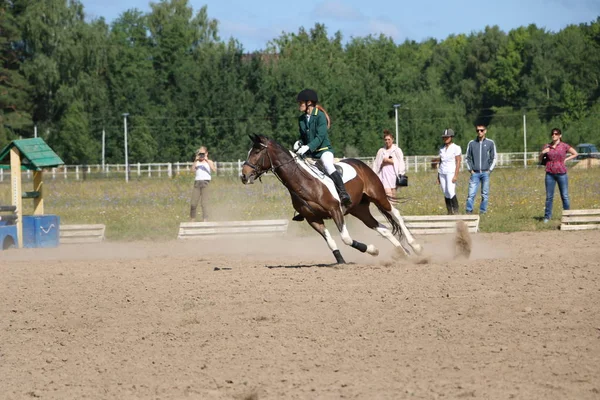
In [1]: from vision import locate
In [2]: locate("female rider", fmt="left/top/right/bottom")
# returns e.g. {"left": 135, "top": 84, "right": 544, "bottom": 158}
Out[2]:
{"left": 293, "top": 89, "right": 351, "bottom": 221}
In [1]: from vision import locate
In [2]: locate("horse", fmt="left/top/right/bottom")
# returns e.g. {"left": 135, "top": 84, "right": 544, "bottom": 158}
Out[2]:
{"left": 240, "top": 134, "right": 422, "bottom": 264}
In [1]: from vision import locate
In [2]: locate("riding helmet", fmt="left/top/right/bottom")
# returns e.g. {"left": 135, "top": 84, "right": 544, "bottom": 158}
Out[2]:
{"left": 297, "top": 89, "right": 318, "bottom": 103}
{"left": 441, "top": 128, "right": 455, "bottom": 137}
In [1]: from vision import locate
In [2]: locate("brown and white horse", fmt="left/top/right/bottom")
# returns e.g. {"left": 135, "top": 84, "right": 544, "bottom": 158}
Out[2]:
{"left": 240, "top": 134, "right": 422, "bottom": 264}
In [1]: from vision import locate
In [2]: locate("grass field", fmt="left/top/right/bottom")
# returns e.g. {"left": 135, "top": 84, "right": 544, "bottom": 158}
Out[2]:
{"left": 1, "top": 165, "right": 598, "bottom": 241}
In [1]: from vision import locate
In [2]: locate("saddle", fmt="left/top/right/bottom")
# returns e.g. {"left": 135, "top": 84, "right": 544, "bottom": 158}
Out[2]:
{"left": 301, "top": 157, "right": 356, "bottom": 183}
{"left": 291, "top": 156, "right": 357, "bottom": 222}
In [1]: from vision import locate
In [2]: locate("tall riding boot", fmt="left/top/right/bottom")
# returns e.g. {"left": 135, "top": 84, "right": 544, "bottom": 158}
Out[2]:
{"left": 451, "top": 196, "right": 459, "bottom": 215}
{"left": 330, "top": 171, "right": 352, "bottom": 207}
{"left": 444, "top": 198, "right": 453, "bottom": 215}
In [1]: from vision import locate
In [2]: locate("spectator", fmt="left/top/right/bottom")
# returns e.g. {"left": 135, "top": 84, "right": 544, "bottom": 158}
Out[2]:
{"left": 190, "top": 146, "right": 216, "bottom": 222}
{"left": 539, "top": 128, "right": 578, "bottom": 223}
{"left": 372, "top": 129, "right": 406, "bottom": 197}
{"left": 437, "top": 129, "right": 462, "bottom": 215}
{"left": 465, "top": 124, "right": 498, "bottom": 214}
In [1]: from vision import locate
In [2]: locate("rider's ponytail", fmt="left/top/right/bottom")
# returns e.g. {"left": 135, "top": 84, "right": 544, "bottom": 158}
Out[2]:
{"left": 316, "top": 105, "right": 331, "bottom": 129}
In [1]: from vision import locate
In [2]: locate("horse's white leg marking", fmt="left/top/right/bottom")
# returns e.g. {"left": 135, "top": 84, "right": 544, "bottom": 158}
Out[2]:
{"left": 375, "top": 224, "right": 408, "bottom": 255}
{"left": 340, "top": 224, "right": 353, "bottom": 246}
{"left": 391, "top": 208, "right": 423, "bottom": 254}
{"left": 375, "top": 225, "right": 402, "bottom": 246}
{"left": 340, "top": 223, "right": 379, "bottom": 256}
{"left": 366, "top": 244, "right": 379, "bottom": 256}
{"left": 323, "top": 228, "right": 339, "bottom": 252}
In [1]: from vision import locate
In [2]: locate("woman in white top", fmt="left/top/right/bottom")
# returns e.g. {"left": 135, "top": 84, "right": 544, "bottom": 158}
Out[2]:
{"left": 372, "top": 129, "right": 406, "bottom": 198}
{"left": 190, "top": 146, "right": 217, "bottom": 221}
{"left": 437, "top": 129, "right": 462, "bottom": 214}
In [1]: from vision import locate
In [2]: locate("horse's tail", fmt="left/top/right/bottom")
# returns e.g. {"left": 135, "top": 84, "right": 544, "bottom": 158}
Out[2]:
{"left": 386, "top": 194, "right": 401, "bottom": 204}
{"left": 374, "top": 203, "right": 402, "bottom": 239}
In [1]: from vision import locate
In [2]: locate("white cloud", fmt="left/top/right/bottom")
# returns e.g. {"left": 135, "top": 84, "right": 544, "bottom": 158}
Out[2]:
{"left": 220, "top": 19, "right": 279, "bottom": 41}
{"left": 311, "top": 0, "right": 364, "bottom": 21}
{"left": 367, "top": 18, "right": 401, "bottom": 40}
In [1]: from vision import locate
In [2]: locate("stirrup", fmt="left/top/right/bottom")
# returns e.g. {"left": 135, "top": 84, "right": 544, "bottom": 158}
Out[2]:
{"left": 340, "top": 194, "right": 352, "bottom": 207}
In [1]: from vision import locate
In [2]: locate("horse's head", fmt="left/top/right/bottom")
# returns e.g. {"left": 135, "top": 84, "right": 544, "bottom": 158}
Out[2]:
{"left": 241, "top": 134, "right": 272, "bottom": 184}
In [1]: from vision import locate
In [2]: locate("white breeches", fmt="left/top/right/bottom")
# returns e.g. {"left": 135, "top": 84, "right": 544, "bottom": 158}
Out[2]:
{"left": 439, "top": 173, "right": 456, "bottom": 198}
{"left": 318, "top": 151, "right": 336, "bottom": 175}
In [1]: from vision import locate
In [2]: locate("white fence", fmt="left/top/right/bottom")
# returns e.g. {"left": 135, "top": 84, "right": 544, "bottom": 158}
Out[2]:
{"left": 0, "top": 152, "right": 557, "bottom": 182}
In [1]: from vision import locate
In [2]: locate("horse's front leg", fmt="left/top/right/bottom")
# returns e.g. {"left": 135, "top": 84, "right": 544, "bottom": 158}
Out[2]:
{"left": 306, "top": 218, "right": 346, "bottom": 264}
{"left": 330, "top": 208, "right": 379, "bottom": 257}
{"left": 391, "top": 208, "right": 423, "bottom": 255}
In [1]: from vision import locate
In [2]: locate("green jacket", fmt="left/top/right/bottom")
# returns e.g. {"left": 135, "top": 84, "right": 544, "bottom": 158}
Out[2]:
{"left": 298, "top": 107, "right": 334, "bottom": 158}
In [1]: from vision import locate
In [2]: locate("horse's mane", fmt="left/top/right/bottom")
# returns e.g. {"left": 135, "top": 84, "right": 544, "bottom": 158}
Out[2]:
{"left": 254, "top": 135, "right": 293, "bottom": 156}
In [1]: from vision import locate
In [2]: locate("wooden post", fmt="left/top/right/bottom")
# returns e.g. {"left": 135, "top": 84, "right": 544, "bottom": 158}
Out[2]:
{"left": 10, "top": 147, "right": 23, "bottom": 248}
{"left": 33, "top": 170, "right": 44, "bottom": 215}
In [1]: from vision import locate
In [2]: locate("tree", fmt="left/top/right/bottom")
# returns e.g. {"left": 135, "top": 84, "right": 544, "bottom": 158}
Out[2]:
{"left": 48, "top": 99, "right": 96, "bottom": 164}
{"left": 0, "top": 0, "right": 32, "bottom": 146}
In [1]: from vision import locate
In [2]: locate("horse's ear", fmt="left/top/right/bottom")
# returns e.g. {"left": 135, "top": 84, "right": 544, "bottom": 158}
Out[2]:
{"left": 248, "top": 134, "right": 260, "bottom": 147}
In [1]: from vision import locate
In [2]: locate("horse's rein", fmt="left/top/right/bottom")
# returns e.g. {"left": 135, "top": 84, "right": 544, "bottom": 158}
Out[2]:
{"left": 243, "top": 142, "right": 297, "bottom": 179}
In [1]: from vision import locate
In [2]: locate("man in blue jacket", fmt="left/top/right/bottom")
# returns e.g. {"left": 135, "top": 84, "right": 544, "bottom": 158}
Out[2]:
{"left": 465, "top": 124, "right": 498, "bottom": 214}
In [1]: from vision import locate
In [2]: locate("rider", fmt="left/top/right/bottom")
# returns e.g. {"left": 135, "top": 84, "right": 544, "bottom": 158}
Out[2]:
{"left": 293, "top": 89, "right": 352, "bottom": 219}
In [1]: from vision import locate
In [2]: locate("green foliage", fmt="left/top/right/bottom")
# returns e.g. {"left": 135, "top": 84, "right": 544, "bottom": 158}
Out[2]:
{"left": 2, "top": 1, "right": 600, "bottom": 162}
{"left": 48, "top": 99, "right": 96, "bottom": 164}
{"left": 0, "top": 1, "right": 32, "bottom": 146}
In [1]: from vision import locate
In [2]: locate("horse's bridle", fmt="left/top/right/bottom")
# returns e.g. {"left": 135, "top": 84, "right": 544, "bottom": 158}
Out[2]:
{"left": 243, "top": 141, "right": 297, "bottom": 180}
{"left": 244, "top": 139, "right": 319, "bottom": 216}
{"left": 243, "top": 142, "right": 271, "bottom": 180}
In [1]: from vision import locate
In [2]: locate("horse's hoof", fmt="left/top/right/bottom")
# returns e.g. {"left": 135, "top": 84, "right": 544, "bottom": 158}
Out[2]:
{"left": 412, "top": 244, "right": 423, "bottom": 255}
{"left": 366, "top": 244, "right": 379, "bottom": 256}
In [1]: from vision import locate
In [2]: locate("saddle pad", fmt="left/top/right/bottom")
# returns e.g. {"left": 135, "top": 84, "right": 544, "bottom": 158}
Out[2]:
{"left": 292, "top": 153, "right": 357, "bottom": 203}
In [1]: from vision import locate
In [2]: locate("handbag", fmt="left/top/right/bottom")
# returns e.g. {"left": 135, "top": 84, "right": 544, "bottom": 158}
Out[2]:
{"left": 396, "top": 174, "right": 408, "bottom": 187}
{"left": 540, "top": 152, "right": 548, "bottom": 166}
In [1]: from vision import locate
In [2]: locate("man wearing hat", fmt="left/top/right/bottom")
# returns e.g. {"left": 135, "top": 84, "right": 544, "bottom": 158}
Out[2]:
{"left": 465, "top": 124, "right": 497, "bottom": 214}
{"left": 437, "top": 128, "right": 462, "bottom": 214}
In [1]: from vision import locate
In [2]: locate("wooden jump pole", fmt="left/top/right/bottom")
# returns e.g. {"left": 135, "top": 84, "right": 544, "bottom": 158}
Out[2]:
{"left": 10, "top": 147, "right": 23, "bottom": 248}
{"left": 33, "top": 170, "right": 44, "bottom": 215}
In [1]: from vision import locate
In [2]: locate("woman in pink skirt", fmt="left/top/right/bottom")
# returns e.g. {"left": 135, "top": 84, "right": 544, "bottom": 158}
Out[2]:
{"left": 372, "top": 129, "right": 406, "bottom": 198}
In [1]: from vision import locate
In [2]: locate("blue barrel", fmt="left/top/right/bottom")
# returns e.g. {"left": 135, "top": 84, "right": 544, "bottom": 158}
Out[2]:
{"left": 22, "top": 215, "right": 60, "bottom": 248}
{"left": 0, "top": 225, "right": 18, "bottom": 250}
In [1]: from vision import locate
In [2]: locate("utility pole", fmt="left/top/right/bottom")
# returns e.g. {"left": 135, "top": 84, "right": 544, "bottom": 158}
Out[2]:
{"left": 102, "top": 128, "right": 105, "bottom": 172}
{"left": 122, "top": 113, "right": 129, "bottom": 182}
{"left": 523, "top": 111, "right": 527, "bottom": 168}
{"left": 393, "top": 104, "right": 401, "bottom": 145}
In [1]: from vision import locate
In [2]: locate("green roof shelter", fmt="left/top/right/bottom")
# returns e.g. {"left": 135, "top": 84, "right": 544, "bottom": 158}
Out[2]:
{"left": 0, "top": 138, "right": 64, "bottom": 248}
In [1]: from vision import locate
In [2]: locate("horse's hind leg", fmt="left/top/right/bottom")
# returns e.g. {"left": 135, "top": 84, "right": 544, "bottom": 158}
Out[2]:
{"left": 330, "top": 207, "right": 379, "bottom": 257}
{"left": 306, "top": 219, "right": 346, "bottom": 264}
{"left": 389, "top": 207, "right": 423, "bottom": 255}
{"left": 348, "top": 201, "right": 409, "bottom": 256}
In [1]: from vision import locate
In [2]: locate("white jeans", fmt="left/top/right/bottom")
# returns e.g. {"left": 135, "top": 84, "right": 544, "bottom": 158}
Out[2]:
{"left": 439, "top": 173, "right": 456, "bottom": 198}
{"left": 318, "top": 151, "right": 336, "bottom": 175}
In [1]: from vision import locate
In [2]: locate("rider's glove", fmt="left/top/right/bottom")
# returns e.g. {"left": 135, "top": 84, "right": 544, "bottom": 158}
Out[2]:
{"left": 296, "top": 145, "right": 310, "bottom": 156}
{"left": 293, "top": 140, "right": 302, "bottom": 151}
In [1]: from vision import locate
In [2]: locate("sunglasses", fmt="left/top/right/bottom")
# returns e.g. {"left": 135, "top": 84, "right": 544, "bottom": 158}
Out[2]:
{"left": 476, "top": 129, "right": 486, "bottom": 132}
{"left": 551, "top": 132, "right": 560, "bottom": 136}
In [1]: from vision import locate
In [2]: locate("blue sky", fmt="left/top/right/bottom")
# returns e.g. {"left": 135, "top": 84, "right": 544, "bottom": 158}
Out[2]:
{"left": 80, "top": 0, "right": 599, "bottom": 52}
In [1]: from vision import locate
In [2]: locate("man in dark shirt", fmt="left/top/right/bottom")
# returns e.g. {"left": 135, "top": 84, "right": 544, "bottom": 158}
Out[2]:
{"left": 465, "top": 124, "right": 498, "bottom": 214}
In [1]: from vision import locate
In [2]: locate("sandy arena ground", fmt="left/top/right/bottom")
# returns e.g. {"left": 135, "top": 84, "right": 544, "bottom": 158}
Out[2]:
{"left": 1, "top": 226, "right": 599, "bottom": 400}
